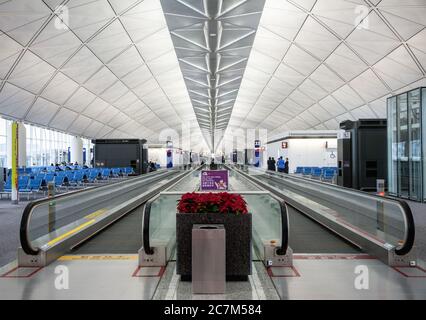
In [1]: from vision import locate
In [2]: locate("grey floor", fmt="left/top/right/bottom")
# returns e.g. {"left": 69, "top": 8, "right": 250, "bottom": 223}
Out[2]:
{"left": 1, "top": 254, "right": 424, "bottom": 300}
{"left": 0, "top": 199, "right": 28, "bottom": 267}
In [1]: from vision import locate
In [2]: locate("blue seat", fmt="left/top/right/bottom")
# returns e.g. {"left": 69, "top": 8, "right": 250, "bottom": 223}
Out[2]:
{"left": 54, "top": 176, "right": 65, "bottom": 188}
{"left": 20, "top": 178, "right": 42, "bottom": 196}
{"left": 101, "top": 169, "right": 111, "bottom": 179}
{"left": 36, "top": 173, "right": 46, "bottom": 180}
{"left": 124, "top": 167, "right": 134, "bottom": 175}
{"left": 44, "top": 173, "right": 55, "bottom": 184}
{"left": 311, "top": 168, "right": 322, "bottom": 179}
{"left": 294, "top": 167, "right": 303, "bottom": 174}
{"left": 111, "top": 168, "right": 122, "bottom": 177}
{"left": 322, "top": 169, "right": 336, "bottom": 182}
{"left": 3, "top": 177, "right": 12, "bottom": 192}
{"left": 302, "top": 167, "right": 312, "bottom": 176}
{"left": 18, "top": 176, "right": 30, "bottom": 191}
{"left": 73, "top": 171, "right": 86, "bottom": 184}
{"left": 87, "top": 170, "right": 100, "bottom": 182}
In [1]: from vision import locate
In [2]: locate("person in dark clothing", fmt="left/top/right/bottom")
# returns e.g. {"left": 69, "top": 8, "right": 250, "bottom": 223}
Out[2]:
{"left": 210, "top": 159, "right": 217, "bottom": 170}
{"left": 271, "top": 157, "right": 276, "bottom": 171}
{"left": 267, "top": 157, "right": 272, "bottom": 170}
{"left": 284, "top": 157, "right": 289, "bottom": 174}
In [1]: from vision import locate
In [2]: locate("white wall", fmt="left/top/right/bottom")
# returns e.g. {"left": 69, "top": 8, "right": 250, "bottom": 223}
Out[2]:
{"left": 148, "top": 148, "right": 166, "bottom": 167}
{"left": 267, "top": 138, "right": 337, "bottom": 172}
{"left": 148, "top": 147, "right": 187, "bottom": 167}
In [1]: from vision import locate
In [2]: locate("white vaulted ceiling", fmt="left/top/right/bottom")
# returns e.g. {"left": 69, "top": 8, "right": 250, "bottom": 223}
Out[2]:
{"left": 0, "top": 0, "right": 207, "bottom": 151}
{"left": 226, "top": 0, "right": 426, "bottom": 146}
{"left": 1, "top": 0, "right": 426, "bottom": 152}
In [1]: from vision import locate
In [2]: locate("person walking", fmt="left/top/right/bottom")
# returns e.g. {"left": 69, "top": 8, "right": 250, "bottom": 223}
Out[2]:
{"left": 267, "top": 157, "right": 272, "bottom": 170}
{"left": 271, "top": 157, "right": 276, "bottom": 172}
{"left": 277, "top": 157, "right": 285, "bottom": 173}
{"left": 284, "top": 157, "right": 289, "bottom": 174}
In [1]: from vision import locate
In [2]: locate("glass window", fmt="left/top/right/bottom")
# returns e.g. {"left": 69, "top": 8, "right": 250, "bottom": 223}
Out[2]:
{"left": 387, "top": 97, "right": 397, "bottom": 195}
{"left": 408, "top": 89, "right": 422, "bottom": 200}
{"left": 423, "top": 88, "right": 426, "bottom": 201}
{"left": 397, "top": 93, "right": 409, "bottom": 198}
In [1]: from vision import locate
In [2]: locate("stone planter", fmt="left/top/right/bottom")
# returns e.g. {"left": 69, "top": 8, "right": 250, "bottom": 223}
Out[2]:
{"left": 176, "top": 212, "right": 252, "bottom": 281}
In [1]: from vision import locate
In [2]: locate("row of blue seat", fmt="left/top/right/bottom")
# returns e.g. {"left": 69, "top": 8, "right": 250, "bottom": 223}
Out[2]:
{"left": 1, "top": 167, "right": 135, "bottom": 199}
{"left": 17, "top": 165, "right": 86, "bottom": 175}
{"left": 294, "top": 166, "right": 338, "bottom": 182}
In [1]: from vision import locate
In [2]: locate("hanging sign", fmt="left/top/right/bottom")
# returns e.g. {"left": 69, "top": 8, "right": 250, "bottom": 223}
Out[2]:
{"left": 166, "top": 141, "right": 173, "bottom": 168}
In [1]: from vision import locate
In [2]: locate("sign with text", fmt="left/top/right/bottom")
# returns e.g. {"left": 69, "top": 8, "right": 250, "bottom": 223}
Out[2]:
{"left": 200, "top": 170, "right": 229, "bottom": 191}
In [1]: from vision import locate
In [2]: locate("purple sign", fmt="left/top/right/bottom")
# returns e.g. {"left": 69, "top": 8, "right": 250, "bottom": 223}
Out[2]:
{"left": 200, "top": 170, "right": 229, "bottom": 191}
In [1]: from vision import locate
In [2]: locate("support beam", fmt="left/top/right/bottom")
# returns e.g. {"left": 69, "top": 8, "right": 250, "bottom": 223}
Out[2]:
{"left": 70, "top": 136, "right": 83, "bottom": 165}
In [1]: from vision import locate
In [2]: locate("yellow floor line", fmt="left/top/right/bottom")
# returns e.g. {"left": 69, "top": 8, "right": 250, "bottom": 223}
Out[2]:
{"left": 84, "top": 208, "right": 107, "bottom": 220}
{"left": 58, "top": 255, "right": 138, "bottom": 261}
{"left": 47, "top": 219, "right": 96, "bottom": 247}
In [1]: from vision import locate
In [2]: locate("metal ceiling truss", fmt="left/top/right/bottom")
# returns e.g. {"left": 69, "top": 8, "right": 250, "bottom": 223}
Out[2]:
{"left": 160, "top": 0, "right": 265, "bottom": 151}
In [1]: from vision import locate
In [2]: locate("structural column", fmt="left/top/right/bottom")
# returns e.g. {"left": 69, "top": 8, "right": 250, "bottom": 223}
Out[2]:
{"left": 70, "top": 136, "right": 83, "bottom": 165}
{"left": 8, "top": 122, "right": 26, "bottom": 204}
{"left": 7, "top": 122, "right": 26, "bottom": 169}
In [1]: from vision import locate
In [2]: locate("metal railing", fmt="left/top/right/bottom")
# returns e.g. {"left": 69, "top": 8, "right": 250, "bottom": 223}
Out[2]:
{"left": 232, "top": 165, "right": 415, "bottom": 262}
{"left": 142, "top": 190, "right": 290, "bottom": 261}
{"left": 19, "top": 169, "right": 187, "bottom": 257}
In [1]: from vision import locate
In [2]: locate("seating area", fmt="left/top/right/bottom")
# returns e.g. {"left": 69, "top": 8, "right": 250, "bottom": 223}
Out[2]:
{"left": 293, "top": 166, "right": 338, "bottom": 183}
{"left": 0, "top": 166, "right": 135, "bottom": 200}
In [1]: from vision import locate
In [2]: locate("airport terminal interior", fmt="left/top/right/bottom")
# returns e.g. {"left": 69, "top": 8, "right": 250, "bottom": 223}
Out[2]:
{"left": 0, "top": 0, "right": 426, "bottom": 300}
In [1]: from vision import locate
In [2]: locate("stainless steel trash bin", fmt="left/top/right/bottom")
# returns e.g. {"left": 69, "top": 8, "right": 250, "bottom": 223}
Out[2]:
{"left": 192, "top": 224, "right": 225, "bottom": 294}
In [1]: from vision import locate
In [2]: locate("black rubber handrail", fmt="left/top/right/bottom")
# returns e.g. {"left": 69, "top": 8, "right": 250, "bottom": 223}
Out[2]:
{"left": 19, "top": 169, "right": 173, "bottom": 255}
{"left": 241, "top": 165, "right": 416, "bottom": 256}
{"left": 142, "top": 166, "right": 204, "bottom": 255}
{"left": 142, "top": 193, "right": 161, "bottom": 255}
{"left": 226, "top": 164, "right": 289, "bottom": 256}
{"left": 394, "top": 199, "right": 415, "bottom": 256}
{"left": 273, "top": 196, "right": 289, "bottom": 256}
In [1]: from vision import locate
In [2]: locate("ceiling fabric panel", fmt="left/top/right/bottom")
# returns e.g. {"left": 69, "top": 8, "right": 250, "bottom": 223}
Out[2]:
{"left": 224, "top": 0, "right": 426, "bottom": 148}
{"left": 0, "top": 0, "right": 207, "bottom": 151}
{"left": 160, "top": 0, "right": 266, "bottom": 150}
{"left": 0, "top": 0, "right": 425, "bottom": 153}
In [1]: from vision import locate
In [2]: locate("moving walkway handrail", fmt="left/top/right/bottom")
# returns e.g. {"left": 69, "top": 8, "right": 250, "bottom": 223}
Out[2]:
{"left": 142, "top": 166, "right": 203, "bottom": 255}
{"left": 20, "top": 169, "right": 172, "bottom": 255}
{"left": 142, "top": 191, "right": 290, "bottom": 257}
{"left": 245, "top": 165, "right": 415, "bottom": 256}
{"left": 275, "top": 197, "right": 289, "bottom": 256}
{"left": 142, "top": 193, "right": 160, "bottom": 255}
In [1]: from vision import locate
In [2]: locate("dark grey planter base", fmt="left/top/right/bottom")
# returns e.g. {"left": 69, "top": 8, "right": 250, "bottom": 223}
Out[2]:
{"left": 180, "top": 275, "right": 249, "bottom": 282}
{"left": 176, "top": 212, "right": 252, "bottom": 280}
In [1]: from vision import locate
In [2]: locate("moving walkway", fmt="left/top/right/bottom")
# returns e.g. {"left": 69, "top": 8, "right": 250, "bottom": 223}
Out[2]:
{"left": 230, "top": 165, "right": 415, "bottom": 266}
{"left": 2, "top": 165, "right": 422, "bottom": 300}
{"left": 18, "top": 167, "right": 197, "bottom": 267}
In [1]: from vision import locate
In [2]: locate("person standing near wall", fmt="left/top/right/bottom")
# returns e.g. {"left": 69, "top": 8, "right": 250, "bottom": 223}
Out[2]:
{"left": 271, "top": 157, "right": 276, "bottom": 172}
{"left": 284, "top": 157, "right": 289, "bottom": 174}
{"left": 277, "top": 157, "right": 285, "bottom": 173}
{"left": 267, "top": 157, "right": 272, "bottom": 170}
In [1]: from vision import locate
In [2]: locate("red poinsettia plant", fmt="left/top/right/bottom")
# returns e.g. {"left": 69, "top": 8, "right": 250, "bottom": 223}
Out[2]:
{"left": 177, "top": 192, "right": 248, "bottom": 215}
